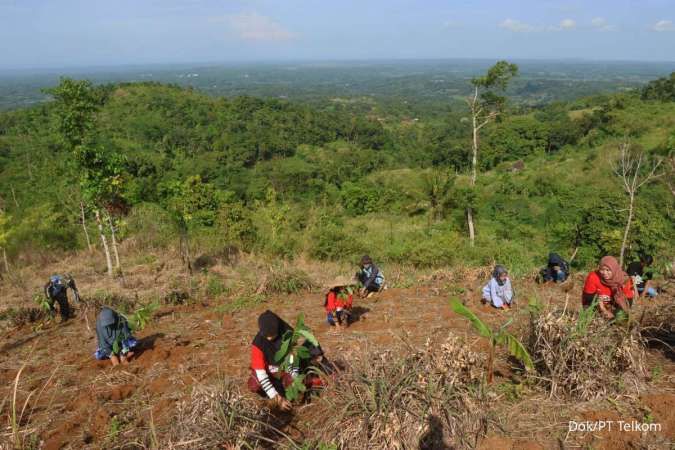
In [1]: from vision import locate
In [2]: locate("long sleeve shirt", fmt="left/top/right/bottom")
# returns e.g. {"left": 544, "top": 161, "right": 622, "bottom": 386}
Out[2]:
{"left": 250, "top": 344, "right": 299, "bottom": 399}
{"left": 482, "top": 278, "right": 513, "bottom": 308}
{"left": 325, "top": 291, "right": 353, "bottom": 313}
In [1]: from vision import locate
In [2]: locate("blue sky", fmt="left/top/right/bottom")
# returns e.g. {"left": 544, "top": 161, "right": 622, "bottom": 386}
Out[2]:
{"left": 1, "top": 0, "right": 674, "bottom": 68}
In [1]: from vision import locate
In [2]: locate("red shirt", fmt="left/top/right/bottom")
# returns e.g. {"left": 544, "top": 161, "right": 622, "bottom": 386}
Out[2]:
{"left": 250, "top": 345, "right": 280, "bottom": 373}
{"left": 582, "top": 271, "right": 633, "bottom": 304}
{"left": 325, "top": 291, "right": 353, "bottom": 313}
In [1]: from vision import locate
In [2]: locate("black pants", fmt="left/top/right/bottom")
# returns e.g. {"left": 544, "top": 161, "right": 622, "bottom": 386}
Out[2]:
{"left": 49, "top": 294, "right": 70, "bottom": 320}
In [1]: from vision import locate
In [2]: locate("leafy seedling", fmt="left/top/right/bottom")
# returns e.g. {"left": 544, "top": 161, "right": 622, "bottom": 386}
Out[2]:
{"left": 274, "top": 313, "right": 320, "bottom": 401}
{"left": 450, "top": 298, "right": 533, "bottom": 383}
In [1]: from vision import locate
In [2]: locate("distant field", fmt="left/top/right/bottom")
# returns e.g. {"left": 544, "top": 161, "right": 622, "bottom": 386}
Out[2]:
{"left": 1, "top": 59, "right": 673, "bottom": 112}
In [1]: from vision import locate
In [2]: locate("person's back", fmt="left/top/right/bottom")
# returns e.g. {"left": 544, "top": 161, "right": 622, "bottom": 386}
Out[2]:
{"left": 44, "top": 274, "right": 78, "bottom": 320}
{"left": 95, "top": 308, "right": 136, "bottom": 366}
{"left": 626, "top": 255, "right": 656, "bottom": 298}
{"left": 541, "top": 253, "right": 569, "bottom": 283}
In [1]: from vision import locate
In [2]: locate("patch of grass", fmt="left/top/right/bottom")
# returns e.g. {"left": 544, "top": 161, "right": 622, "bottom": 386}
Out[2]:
{"left": 205, "top": 276, "right": 228, "bottom": 298}
{"left": 81, "top": 290, "right": 136, "bottom": 313}
{"left": 163, "top": 290, "right": 190, "bottom": 305}
{"left": 258, "top": 266, "right": 316, "bottom": 295}
{"left": 2, "top": 307, "right": 47, "bottom": 327}
{"left": 496, "top": 381, "right": 524, "bottom": 402}
{"left": 216, "top": 294, "right": 266, "bottom": 314}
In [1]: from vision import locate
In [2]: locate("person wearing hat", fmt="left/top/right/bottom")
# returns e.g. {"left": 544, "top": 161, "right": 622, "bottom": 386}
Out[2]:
{"left": 482, "top": 265, "right": 514, "bottom": 310}
{"left": 324, "top": 276, "right": 354, "bottom": 329}
{"left": 248, "top": 310, "right": 324, "bottom": 411}
{"left": 94, "top": 307, "right": 138, "bottom": 366}
{"left": 356, "top": 255, "right": 385, "bottom": 298}
{"left": 43, "top": 274, "right": 80, "bottom": 321}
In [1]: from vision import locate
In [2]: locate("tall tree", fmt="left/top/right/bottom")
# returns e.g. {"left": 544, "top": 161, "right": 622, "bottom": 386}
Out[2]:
{"left": 49, "top": 78, "right": 124, "bottom": 277}
{"left": 165, "top": 175, "right": 219, "bottom": 274}
{"left": 465, "top": 61, "right": 518, "bottom": 246}
{"left": 613, "top": 142, "right": 663, "bottom": 266}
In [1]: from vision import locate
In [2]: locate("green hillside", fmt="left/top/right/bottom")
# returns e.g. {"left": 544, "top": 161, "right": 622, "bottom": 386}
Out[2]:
{"left": 0, "top": 73, "right": 673, "bottom": 274}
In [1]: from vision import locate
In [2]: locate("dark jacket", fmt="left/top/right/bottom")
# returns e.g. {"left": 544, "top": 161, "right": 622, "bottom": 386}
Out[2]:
{"left": 547, "top": 253, "right": 569, "bottom": 274}
{"left": 96, "top": 308, "right": 132, "bottom": 356}
{"left": 358, "top": 264, "right": 384, "bottom": 290}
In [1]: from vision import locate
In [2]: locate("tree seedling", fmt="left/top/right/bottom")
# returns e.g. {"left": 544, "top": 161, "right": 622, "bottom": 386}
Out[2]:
{"left": 450, "top": 298, "right": 533, "bottom": 383}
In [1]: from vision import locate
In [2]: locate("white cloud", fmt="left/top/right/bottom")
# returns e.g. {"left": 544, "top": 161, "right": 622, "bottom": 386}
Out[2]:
{"left": 559, "top": 18, "right": 576, "bottom": 30}
{"left": 500, "top": 18, "right": 578, "bottom": 33}
{"left": 545, "top": 18, "right": 576, "bottom": 32}
{"left": 211, "top": 12, "right": 297, "bottom": 42}
{"left": 652, "top": 20, "right": 674, "bottom": 32}
{"left": 591, "top": 17, "right": 615, "bottom": 31}
{"left": 499, "top": 18, "right": 536, "bottom": 32}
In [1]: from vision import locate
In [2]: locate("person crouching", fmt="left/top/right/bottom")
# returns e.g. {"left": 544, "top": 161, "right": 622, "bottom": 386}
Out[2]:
{"left": 95, "top": 307, "right": 138, "bottom": 366}
{"left": 248, "top": 310, "right": 323, "bottom": 411}
{"left": 482, "top": 265, "right": 514, "bottom": 310}
{"left": 325, "top": 277, "right": 354, "bottom": 330}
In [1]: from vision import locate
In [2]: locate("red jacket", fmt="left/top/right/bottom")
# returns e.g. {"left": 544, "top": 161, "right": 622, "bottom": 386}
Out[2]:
{"left": 582, "top": 271, "right": 634, "bottom": 305}
{"left": 325, "top": 291, "right": 353, "bottom": 313}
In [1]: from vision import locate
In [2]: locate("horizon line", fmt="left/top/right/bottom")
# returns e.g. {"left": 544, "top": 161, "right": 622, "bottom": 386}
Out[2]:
{"left": 2, "top": 56, "right": 675, "bottom": 75}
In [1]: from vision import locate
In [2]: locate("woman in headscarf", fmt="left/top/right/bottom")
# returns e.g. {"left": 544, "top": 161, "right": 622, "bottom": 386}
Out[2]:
{"left": 482, "top": 265, "right": 514, "bottom": 309}
{"left": 582, "top": 256, "right": 634, "bottom": 320}
{"left": 540, "top": 252, "right": 570, "bottom": 283}
{"left": 95, "top": 307, "right": 137, "bottom": 366}
{"left": 248, "top": 310, "right": 324, "bottom": 411}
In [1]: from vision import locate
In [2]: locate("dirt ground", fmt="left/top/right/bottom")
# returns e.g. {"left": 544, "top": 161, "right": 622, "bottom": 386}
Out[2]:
{"left": 0, "top": 252, "right": 673, "bottom": 449}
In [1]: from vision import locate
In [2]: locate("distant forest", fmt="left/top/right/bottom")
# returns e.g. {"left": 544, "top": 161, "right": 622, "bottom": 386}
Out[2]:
{"left": 0, "top": 64, "right": 673, "bottom": 275}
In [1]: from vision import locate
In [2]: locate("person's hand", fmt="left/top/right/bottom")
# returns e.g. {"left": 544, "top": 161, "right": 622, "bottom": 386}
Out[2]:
{"left": 110, "top": 355, "right": 120, "bottom": 367}
{"left": 359, "top": 288, "right": 366, "bottom": 297}
{"left": 273, "top": 395, "right": 292, "bottom": 412}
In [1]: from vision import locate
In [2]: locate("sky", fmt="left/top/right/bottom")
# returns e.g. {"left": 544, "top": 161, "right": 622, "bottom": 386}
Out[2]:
{"left": 1, "top": 0, "right": 674, "bottom": 69}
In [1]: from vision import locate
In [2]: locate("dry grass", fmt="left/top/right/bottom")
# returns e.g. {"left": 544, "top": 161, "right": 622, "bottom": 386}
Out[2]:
{"left": 161, "top": 379, "right": 297, "bottom": 449}
{"left": 304, "top": 334, "right": 490, "bottom": 449}
{"left": 527, "top": 305, "right": 646, "bottom": 400}
{"left": 638, "top": 301, "right": 675, "bottom": 359}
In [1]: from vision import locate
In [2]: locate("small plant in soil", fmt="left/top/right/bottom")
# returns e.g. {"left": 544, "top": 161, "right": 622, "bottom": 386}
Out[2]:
{"left": 274, "top": 313, "right": 319, "bottom": 401}
{"left": 32, "top": 292, "right": 52, "bottom": 316}
{"left": 450, "top": 298, "right": 533, "bottom": 383}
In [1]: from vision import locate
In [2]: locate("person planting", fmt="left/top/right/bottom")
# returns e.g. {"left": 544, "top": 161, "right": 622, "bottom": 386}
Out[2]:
{"left": 43, "top": 274, "right": 80, "bottom": 321}
{"left": 539, "top": 252, "right": 569, "bottom": 283}
{"left": 94, "top": 307, "right": 138, "bottom": 366}
{"left": 248, "top": 310, "right": 324, "bottom": 411}
{"left": 582, "top": 256, "right": 634, "bottom": 320}
{"left": 324, "top": 276, "right": 354, "bottom": 329}
{"left": 626, "top": 254, "right": 657, "bottom": 299}
{"left": 482, "top": 265, "right": 514, "bottom": 310}
{"left": 356, "top": 255, "right": 385, "bottom": 298}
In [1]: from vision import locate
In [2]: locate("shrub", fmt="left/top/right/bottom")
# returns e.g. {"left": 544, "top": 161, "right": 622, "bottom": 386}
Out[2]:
{"left": 81, "top": 290, "right": 136, "bottom": 313}
{"left": 306, "top": 335, "right": 489, "bottom": 449}
{"left": 257, "top": 265, "right": 316, "bottom": 295}
{"left": 162, "top": 380, "right": 293, "bottom": 449}
{"left": 527, "top": 306, "right": 645, "bottom": 400}
{"left": 1, "top": 307, "right": 47, "bottom": 327}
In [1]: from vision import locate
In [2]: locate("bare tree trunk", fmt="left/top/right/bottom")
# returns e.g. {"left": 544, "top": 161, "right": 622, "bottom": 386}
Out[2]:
{"left": 10, "top": 186, "right": 19, "bottom": 208}
{"left": 182, "top": 230, "right": 193, "bottom": 275}
{"left": 467, "top": 91, "right": 479, "bottom": 247}
{"left": 619, "top": 193, "right": 634, "bottom": 267}
{"left": 80, "top": 202, "right": 93, "bottom": 252}
{"left": 467, "top": 208, "right": 475, "bottom": 245}
{"left": 1, "top": 247, "right": 9, "bottom": 274}
{"left": 107, "top": 213, "right": 121, "bottom": 270}
{"left": 95, "top": 209, "right": 113, "bottom": 278}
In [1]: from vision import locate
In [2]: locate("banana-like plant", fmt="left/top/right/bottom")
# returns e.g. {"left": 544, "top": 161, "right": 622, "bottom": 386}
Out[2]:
{"left": 274, "top": 313, "right": 319, "bottom": 401}
{"left": 450, "top": 298, "right": 533, "bottom": 383}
